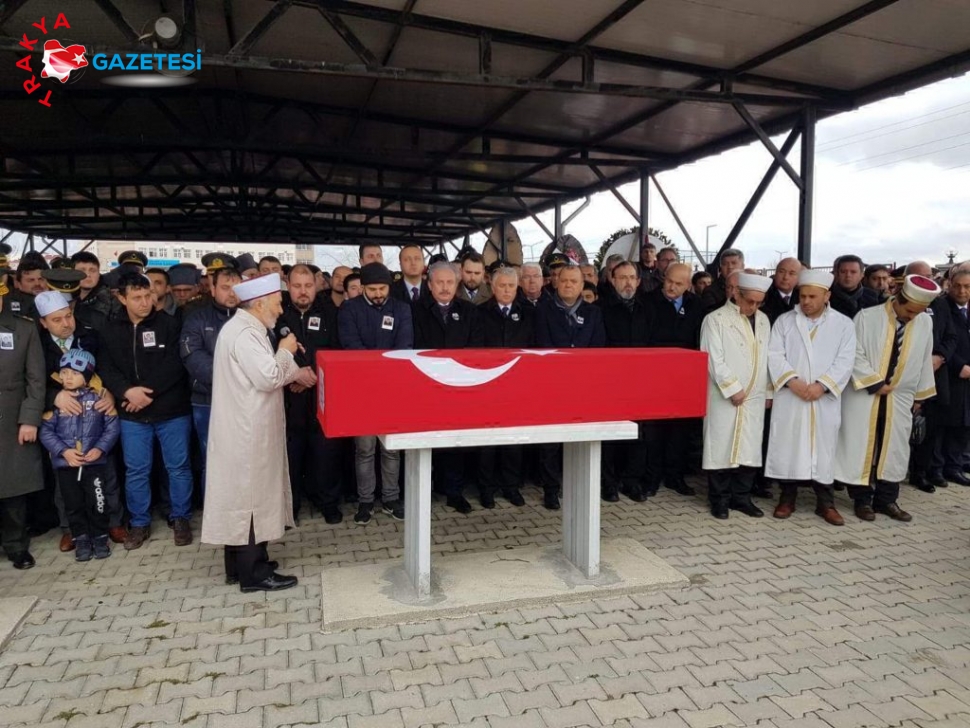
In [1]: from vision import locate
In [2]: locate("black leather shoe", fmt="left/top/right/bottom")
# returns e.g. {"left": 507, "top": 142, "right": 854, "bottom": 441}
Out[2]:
{"left": 543, "top": 493, "right": 561, "bottom": 511}
{"left": 944, "top": 472, "right": 970, "bottom": 487}
{"left": 711, "top": 506, "right": 729, "bottom": 520}
{"left": 667, "top": 479, "right": 696, "bottom": 496}
{"left": 503, "top": 489, "right": 525, "bottom": 507}
{"left": 730, "top": 501, "right": 764, "bottom": 518}
{"left": 227, "top": 560, "right": 279, "bottom": 585}
{"left": 240, "top": 572, "right": 298, "bottom": 593}
{"left": 621, "top": 485, "right": 647, "bottom": 503}
{"left": 323, "top": 507, "right": 343, "bottom": 525}
{"left": 601, "top": 487, "right": 620, "bottom": 503}
{"left": 751, "top": 485, "right": 773, "bottom": 499}
{"left": 480, "top": 494, "right": 496, "bottom": 509}
{"left": 446, "top": 496, "right": 473, "bottom": 514}
{"left": 929, "top": 474, "right": 947, "bottom": 488}
{"left": 10, "top": 552, "right": 35, "bottom": 570}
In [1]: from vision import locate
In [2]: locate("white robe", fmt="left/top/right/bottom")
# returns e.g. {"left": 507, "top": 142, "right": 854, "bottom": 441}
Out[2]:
{"left": 202, "top": 307, "right": 301, "bottom": 546}
{"left": 700, "top": 302, "right": 771, "bottom": 470}
{"left": 833, "top": 301, "right": 936, "bottom": 486}
{"left": 765, "top": 307, "right": 856, "bottom": 484}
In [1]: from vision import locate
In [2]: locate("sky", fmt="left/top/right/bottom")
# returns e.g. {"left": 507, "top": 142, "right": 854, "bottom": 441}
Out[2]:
{"left": 312, "top": 70, "right": 970, "bottom": 273}
{"left": 6, "top": 71, "right": 969, "bottom": 273}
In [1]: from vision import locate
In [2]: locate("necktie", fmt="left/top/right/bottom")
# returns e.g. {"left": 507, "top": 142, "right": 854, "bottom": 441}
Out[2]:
{"left": 502, "top": 306, "right": 510, "bottom": 318}
{"left": 411, "top": 286, "right": 419, "bottom": 302}
{"left": 961, "top": 307, "right": 968, "bottom": 322}
{"left": 783, "top": 295, "right": 790, "bottom": 305}
{"left": 56, "top": 338, "right": 68, "bottom": 352}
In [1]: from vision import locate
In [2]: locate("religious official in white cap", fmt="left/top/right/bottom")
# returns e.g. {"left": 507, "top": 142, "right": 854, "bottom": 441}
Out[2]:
{"left": 700, "top": 272, "right": 773, "bottom": 519}
{"left": 833, "top": 274, "right": 940, "bottom": 523}
{"left": 766, "top": 269, "right": 856, "bottom": 525}
{"left": 201, "top": 273, "right": 316, "bottom": 592}
{"left": 34, "top": 290, "right": 71, "bottom": 318}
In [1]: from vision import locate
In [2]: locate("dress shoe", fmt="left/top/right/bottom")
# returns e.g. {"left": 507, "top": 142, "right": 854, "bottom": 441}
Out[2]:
{"left": 751, "top": 485, "right": 773, "bottom": 499}
{"left": 874, "top": 502, "right": 912, "bottom": 522}
{"left": 9, "top": 552, "right": 35, "bottom": 570}
{"left": 773, "top": 502, "right": 795, "bottom": 519}
{"left": 666, "top": 479, "right": 696, "bottom": 496}
{"left": 833, "top": 483, "right": 846, "bottom": 491}
{"left": 503, "top": 489, "right": 525, "bottom": 507}
{"left": 711, "top": 506, "right": 729, "bottom": 520}
{"left": 815, "top": 507, "right": 845, "bottom": 526}
{"left": 108, "top": 527, "right": 128, "bottom": 544}
{"left": 59, "top": 531, "right": 75, "bottom": 552}
{"left": 240, "top": 572, "right": 298, "bottom": 593}
{"left": 909, "top": 472, "right": 928, "bottom": 488}
{"left": 480, "top": 494, "right": 496, "bottom": 509}
{"left": 944, "top": 472, "right": 970, "bottom": 487}
{"left": 929, "top": 474, "right": 947, "bottom": 488}
{"left": 123, "top": 525, "right": 151, "bottom": 550}
{"left": 730, "top": 501, "right": 764, "bottom": 518}
{"left": 543, "top": 493, "right": 561, "bottom": 510}
{"left": 447, "top": 496, "right": 473, "bottom": 514}
{"left": 601, "top": 486, "right": 619, "bottom": 503}
{"left": 323, "top": 507, "right": 343, "bottom": 525}
{"left": 227, "top": 561, "right": 279, "bottom": 585}
{"left": 854, "top": 503, "right": 876, "bottom": 522}
{"left": 171, "top": 518, "right": 193, "bottom": 546}
{"left": 917, "top": 483, "right": 936, "bottom": 494}
{"left": 621, "top": 485, "right": 647, "bottom": 503}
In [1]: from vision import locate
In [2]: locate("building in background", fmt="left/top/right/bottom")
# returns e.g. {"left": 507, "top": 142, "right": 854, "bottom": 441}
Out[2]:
{"left": 92, "top": 241, "right": 313, "bottom": 270}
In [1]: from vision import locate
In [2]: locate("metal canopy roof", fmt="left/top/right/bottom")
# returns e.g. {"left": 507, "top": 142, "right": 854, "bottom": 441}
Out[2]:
{"left": 0, "top": 0, "right": 968, "bottom": 245}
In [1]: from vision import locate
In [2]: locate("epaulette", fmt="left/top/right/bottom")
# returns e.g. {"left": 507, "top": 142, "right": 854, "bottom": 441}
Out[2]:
{"left": 15, "top": 314, "right": 34, "bottom": 322}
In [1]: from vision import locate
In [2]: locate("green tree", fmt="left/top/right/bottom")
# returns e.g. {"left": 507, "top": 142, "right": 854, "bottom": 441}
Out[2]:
{"left": 593, "top": 226, "right": 672, "bottom": 269}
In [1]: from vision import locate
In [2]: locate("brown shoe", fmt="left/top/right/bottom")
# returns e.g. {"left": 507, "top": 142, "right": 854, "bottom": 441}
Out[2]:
{"left": 816, "top": 507, "right": 845, "bottom": 526}
{"left": 874, "top": 502, "right": 912, "bottom": 522}
{"left": 108, "top": 527, "right": 128, "bottom": 544}
{"left": 773, "top": 502, "right": 795, "bottom": 519}
{"left": 854, "top": 503, "right": 876, "bottom": 522}
{"left": 172, "top": 518, "right": 193, "bottom": 546}
{"left": 123, "top": 526, "right": 150, "bottom": 550}
{"left": 59, "top": 531, "right": 75, "bottom": 552}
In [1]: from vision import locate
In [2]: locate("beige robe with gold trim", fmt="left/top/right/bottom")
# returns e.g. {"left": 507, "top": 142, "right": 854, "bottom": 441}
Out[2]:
{"left": 833, "top": 300, "right": 936, "bottom": 486}
{"left": 700, "top": 301, "right": 771, "bottom": 471}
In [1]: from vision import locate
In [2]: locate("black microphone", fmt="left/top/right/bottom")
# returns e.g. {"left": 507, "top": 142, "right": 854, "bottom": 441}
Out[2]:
{"left": 278, "top": 326, "right": 306, "bottom": 365}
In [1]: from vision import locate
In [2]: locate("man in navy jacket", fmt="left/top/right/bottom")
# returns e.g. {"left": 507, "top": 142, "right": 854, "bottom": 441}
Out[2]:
{"left": 338, "top": 263, "right": 413, "bottom": 525}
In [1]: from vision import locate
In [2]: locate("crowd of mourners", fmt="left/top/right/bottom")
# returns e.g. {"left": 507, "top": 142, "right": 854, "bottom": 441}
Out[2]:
{"left": 0, "top": 237, "right": 957, "bottom": 578}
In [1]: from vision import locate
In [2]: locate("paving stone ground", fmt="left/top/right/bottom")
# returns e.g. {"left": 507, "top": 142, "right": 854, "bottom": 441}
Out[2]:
{"left": 2, "top": 477, "right": 970, "bottom": 728}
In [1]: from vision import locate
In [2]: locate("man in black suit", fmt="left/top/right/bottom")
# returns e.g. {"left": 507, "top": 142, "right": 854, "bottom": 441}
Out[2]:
{"left": 829, "top": 255, "right": 881, "bottom": 319}
{"left": 478, "top": 267, "right": 535, "bottom": 508}
{"left": 412, "top": 261, "right": 484, "bottom": 513}
{"left": 643, "top": 263, "right": 704, "bottom": 497}
{"left": 390, "top": 243, "right": 429, "bottom": 305}
{"left": 761, "top": 258, "right": 801, "bottom": 325}
{"left": 700, "top": 248, "right": 745, "bottom": 314}
{"left": 941, "top": 268, "right": 970, "bottom": 487}
{"left": 906, "top": 261, "right": 957, "bottom": 490}
{"left": 600, "top": 260, "right": 651, "bottom": 502}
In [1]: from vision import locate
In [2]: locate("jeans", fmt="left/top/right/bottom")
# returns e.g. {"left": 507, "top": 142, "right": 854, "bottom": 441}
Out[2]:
{"left": 355, "top": 435, "right": 400, "bottom": 504}
{"left": 192, "top": 404, "right": 211, "bottom": 496}
{"left": 121, "top": 416, "right": 193, "bottom": 528}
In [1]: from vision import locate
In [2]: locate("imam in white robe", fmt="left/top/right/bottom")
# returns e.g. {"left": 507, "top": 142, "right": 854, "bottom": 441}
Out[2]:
{"left": 765, "top": 306, "right": 856, "bottom": 484}
{"left": 202, "top": 307, "right": 301, "bottom": 546}
{"left": 700, "top": 301, "right": 771, "bottom": 471}
{"left": 833, "top": 300, "right": 936, "bottom": 486}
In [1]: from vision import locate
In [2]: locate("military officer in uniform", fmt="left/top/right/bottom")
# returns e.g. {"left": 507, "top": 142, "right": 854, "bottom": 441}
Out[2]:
{"left": 0, "top": 260, "right": 46, "bottom": 569}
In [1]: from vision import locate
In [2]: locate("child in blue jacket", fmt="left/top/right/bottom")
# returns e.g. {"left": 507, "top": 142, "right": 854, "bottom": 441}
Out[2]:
{"left": 40, "top": 350, "right": 120, "bottom": 561}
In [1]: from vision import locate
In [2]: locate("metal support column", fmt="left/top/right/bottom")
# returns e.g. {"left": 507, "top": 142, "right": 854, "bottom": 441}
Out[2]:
{"left": 499, "top": 218, "right": 507, "bottom": 260}
{"left": 554, "top": 200, "right": 563, "bottom": 238}
{"left": 797, "top": 106, "right": 816, "bottom": 265}
{"left": 639, "top": 171, "right": 649, "bottom": 244}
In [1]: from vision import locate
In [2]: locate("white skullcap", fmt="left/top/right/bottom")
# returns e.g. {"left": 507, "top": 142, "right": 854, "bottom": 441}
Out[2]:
{"left": 35, "top": 290, "right": 71, "bottom": 318}
{"left": 737, "top": 273, "right": 772, "bottom": 293}
{"left": 232, "top": 272, "right": 280, "bottom": 302}
{"left": 901, "top": 274, "right": 940, "bottom": 305}
{"left": 797, "top": 269, "right": 833, "bottom": 290}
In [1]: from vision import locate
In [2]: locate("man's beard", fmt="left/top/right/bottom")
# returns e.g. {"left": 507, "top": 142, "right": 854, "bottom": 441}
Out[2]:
{"left": 617, "top": 289, "right": 636, "bottom": 301}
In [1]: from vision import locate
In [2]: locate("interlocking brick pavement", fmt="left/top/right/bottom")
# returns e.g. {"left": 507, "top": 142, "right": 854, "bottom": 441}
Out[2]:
{"left": 3, "top": 479, "right": 970, "bottom": 727}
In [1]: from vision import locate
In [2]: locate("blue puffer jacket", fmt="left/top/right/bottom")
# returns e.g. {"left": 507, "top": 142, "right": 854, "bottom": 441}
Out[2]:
{"left": 179, "top": 302, "right": 235, "bottom": 405}
{"left": 39, "top": 388, "right": 120, "bottom": 469}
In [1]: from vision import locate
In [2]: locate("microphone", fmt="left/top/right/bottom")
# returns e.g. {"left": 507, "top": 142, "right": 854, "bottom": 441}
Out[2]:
{"left": 279, "top": 326, "right": 291, "bottom": 337}
{"left": 278, "top": 326, "right": 306, "bottom": 364}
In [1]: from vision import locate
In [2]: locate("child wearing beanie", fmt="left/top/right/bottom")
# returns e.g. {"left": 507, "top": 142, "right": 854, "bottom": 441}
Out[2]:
{"left": 40, "top": 350, "right": 120, "bottom": 561}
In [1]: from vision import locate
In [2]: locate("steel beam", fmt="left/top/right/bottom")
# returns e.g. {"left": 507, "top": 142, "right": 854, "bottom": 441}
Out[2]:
{"left": 229, "top": 0, "right": 293, "bottom": 56}
{"left": 649, "top": 174, "right": 705, "bottom": 264}
{"left": 554, "top": 200, "right": 562, "bottom": 238}
{"left": 92, "top": 0, "right": 141, "bottom": 44}
{"left": 733, "top": 102, "right": 803, "bottom": 189}
{"left": 589, "top": 166, "right": 639, "bottom": 224}
{"left": 719, "top": 125, "right": 801, "bottom": 257}
{"left": 797, "top": 107, "right": 816, "bottom": 265}
{"left": 639, "top": 172, "right": 649, "bottom": 240}
{"left": 514, "top": 196, "right": 554, "bottom": 242}
{"left": 318, "top": 6, "right": 378, "bottom": 66}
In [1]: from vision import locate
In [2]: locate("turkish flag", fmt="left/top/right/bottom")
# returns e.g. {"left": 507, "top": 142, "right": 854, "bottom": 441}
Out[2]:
{"left": 317, "top": 348, "right": 708, "bottom": 437}
{"left": 41, "top": 40, "right": 88, "bottom": 83}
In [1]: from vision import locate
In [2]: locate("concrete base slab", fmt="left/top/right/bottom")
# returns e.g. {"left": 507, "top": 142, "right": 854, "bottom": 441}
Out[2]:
{"left": 0, "top": 597, "right": 36, "bottom": 651}
{"left": 321, "top": 537, "right": 687, "bottom": 631}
